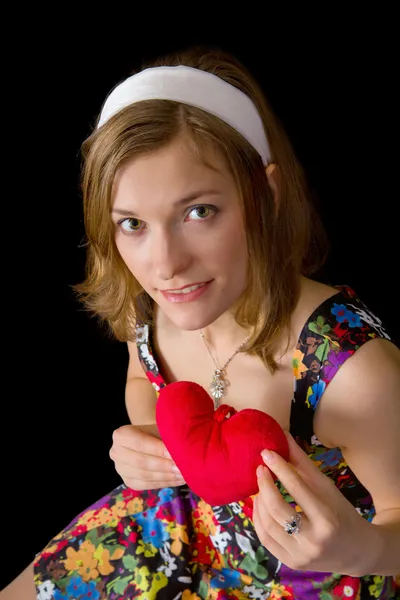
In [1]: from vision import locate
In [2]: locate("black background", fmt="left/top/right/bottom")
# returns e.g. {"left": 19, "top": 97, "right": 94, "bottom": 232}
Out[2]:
{"left": 2, "top": 14, "right": 399, "bottom": 590}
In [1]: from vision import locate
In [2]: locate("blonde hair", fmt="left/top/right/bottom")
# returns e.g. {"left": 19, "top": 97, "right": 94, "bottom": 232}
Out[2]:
{"left": 75, "top": 46, "right": 328, "bottom": 372}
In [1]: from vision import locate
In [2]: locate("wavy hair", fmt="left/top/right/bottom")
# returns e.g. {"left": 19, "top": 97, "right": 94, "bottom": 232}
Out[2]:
{"left": 75, "top": 46, "right": 329, "bottom": 371}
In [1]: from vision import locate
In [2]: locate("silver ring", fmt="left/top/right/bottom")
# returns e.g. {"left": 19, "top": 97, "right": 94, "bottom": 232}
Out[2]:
{"left": 283, "top": 513, "right": 302, "bottom": 535}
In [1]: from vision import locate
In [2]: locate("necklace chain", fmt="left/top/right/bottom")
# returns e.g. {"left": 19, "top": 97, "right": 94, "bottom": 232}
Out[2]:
{"left": 199, "top": 330, "right": 250, "bottom": 409}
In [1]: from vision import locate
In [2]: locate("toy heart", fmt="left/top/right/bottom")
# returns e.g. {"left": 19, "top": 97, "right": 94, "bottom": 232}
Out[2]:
{"left": 156, "top": 381, "right": 289, "bottom": 505}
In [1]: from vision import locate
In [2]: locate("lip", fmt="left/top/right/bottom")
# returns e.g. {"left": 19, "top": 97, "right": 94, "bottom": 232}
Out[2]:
{"left": 160, "top": 280, "right": 212, "bottom": 303}
{"left": 163, "top": 281, "right": 208, "bottom": 292}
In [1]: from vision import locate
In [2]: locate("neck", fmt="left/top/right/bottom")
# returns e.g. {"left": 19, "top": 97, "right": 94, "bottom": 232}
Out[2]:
{"left": 199, "top": 310, "right": 251, "bottom": 354}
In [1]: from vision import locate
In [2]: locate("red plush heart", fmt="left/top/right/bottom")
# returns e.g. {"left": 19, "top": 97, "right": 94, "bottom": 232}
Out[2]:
{"left": 156, "top": 381, "right": 289, "bottom": 505}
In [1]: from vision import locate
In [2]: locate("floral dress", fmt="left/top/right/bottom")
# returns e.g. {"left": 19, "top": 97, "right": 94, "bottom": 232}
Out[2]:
{"left": 34, "top": 286, "right": 399, "bottom": 599}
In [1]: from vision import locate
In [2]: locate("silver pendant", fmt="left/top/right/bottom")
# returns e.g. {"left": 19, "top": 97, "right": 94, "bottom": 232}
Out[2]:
{"left": 209, "top": 369, "right": 227, "bottom": 408}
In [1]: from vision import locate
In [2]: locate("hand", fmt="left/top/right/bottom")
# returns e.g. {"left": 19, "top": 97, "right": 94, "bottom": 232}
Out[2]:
{"left": 109, "top": 424, "right": 186, "bottom": 490}
{"left": 253, "top": 432, "right": 373, "bottom": 576}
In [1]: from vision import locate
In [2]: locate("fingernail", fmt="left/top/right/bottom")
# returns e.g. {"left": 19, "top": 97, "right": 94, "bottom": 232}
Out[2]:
{"left": 171, "top": 464, "right": 181, "bottom": 473}
{"left": 174, "top": 473, "right": 185, "bottom": 482}
{"left": 261, "top": 450, "right": 274, "bottom": 464}
{"left": 164, "top": 450, "right": 172, "bottom": 459}
{"left": 256, "top": 465, "right": 265, "bottom": 478}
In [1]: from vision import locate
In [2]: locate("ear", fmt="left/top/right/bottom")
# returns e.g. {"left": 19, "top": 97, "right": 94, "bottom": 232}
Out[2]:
{"left": 265, "top": 163, "right": 280, "bottom": 212}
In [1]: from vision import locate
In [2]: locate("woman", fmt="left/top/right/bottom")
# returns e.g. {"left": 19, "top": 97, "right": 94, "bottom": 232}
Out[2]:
{"left": 3, "top": 46, "right": 399, "bottom": 599}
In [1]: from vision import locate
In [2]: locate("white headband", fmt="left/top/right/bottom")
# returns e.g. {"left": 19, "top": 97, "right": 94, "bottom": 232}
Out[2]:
{"left": 97, "top": 66, "right": 271, "bottom": 165}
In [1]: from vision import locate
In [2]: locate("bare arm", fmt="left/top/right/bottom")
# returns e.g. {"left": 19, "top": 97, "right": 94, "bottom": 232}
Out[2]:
{"left": 110, "top": 339, "right": 185, "bottom": 488}
{"left": 124, "top": 339, "right": 160, "bottom": 437}
{"left": 314, "top": 337, "right": 400, "bottom": 574}
{"left": 253, "top": 337, "right": 399, "bottom": 576}
{"left": 0, "top": 561, "right": 36, "bottom": 599}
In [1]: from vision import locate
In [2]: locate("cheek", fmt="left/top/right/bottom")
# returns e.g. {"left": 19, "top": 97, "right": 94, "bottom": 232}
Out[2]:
{"left": 115, "top": 237, "right": 147, "bottom": 276}
{"left": 115, "top": 237, "right": 131, "bottom": 266}
{"left": 214, "top": 220, "right": 247, "bottom": 265}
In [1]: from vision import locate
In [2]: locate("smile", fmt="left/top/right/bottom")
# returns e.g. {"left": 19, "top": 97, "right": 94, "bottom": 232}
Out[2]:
{"left": 160, "top": 281, "right": 212, "bottom": 303}
{"left": 165, "top": 283, "right": 207, "bottom": 294}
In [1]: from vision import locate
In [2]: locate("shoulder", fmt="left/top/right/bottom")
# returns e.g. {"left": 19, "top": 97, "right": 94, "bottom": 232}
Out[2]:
{"left": 314, "top": 337, "right": 400, "bottom": 515}
{"left": 293, "top": 280, "right": 393, "bottom": 374}
{"left": 315, "top": 336, "right": 400, "bottom": 448}
{"left": 294, "top": 280, "right": 398, "bottom": 446}
{"left": 295, "top": 279, "right": 391, "bottom": 342}
{"left": 293, "top": 277, "right": 339, "bottom": 329}
{"left": 326, "top": 335, "right": 399, "bottom": 398}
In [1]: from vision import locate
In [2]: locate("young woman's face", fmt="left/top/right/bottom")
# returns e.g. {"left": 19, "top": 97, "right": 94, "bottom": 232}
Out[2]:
{"left": 111, "top": 136, "right": 248, "bottom": 331}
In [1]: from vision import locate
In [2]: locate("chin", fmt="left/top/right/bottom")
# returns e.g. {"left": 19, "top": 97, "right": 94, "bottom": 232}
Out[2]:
{"left": 163, "top": 305, "right": 227, "bottom": 332}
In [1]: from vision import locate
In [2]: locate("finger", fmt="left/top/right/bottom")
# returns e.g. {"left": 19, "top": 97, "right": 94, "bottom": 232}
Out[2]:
{"left": 257, "top": 465, "right": 297, "bottom": 525}
{"left": 109, "top": 443, "right": 182, "bottom": 477}
{"left": 256, "top": 466, "right": 304, "bottom": 545}
{"left": 113, "top": 425, "right": 168, "bottom": 458}
{"left": 110, "top": 448, "right": 183, "bottom": 481}
{"left": 252, "top": 494, "right": 292, "bottom": 564}
{"left": 260, "top": 449, "right": 322, "bottom": 516}
{"left": 257, "top": 465, "right": 303, "bottom": 533}
{"left": 116, "top": 462, "right": 185, "bottom": 485}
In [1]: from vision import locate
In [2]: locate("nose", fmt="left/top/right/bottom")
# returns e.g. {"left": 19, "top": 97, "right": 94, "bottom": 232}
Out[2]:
{"left": 152, "top": 227, "right": 190, "bottom": 281}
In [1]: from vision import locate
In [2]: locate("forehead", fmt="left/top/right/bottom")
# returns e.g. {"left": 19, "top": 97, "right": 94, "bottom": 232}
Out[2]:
{"left": 112, "top": 136, "right": 234, "bottom": 205}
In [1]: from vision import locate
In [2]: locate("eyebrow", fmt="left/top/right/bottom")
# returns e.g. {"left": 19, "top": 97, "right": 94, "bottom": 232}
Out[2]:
{"left": 112, "top": 189, "right": 222, "bottom": 216}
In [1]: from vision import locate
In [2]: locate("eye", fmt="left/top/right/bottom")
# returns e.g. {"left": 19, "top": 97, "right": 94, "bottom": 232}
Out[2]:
{"left": 186, "top": 205, "right": 215, "bottom": 221}
{"left": 118, "top": 218, "right": 144, "bottom": 234}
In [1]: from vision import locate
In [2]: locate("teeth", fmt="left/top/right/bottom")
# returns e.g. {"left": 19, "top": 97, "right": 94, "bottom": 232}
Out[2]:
{"left": 168, "top": 283, "right": 206, "bottom": 295}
